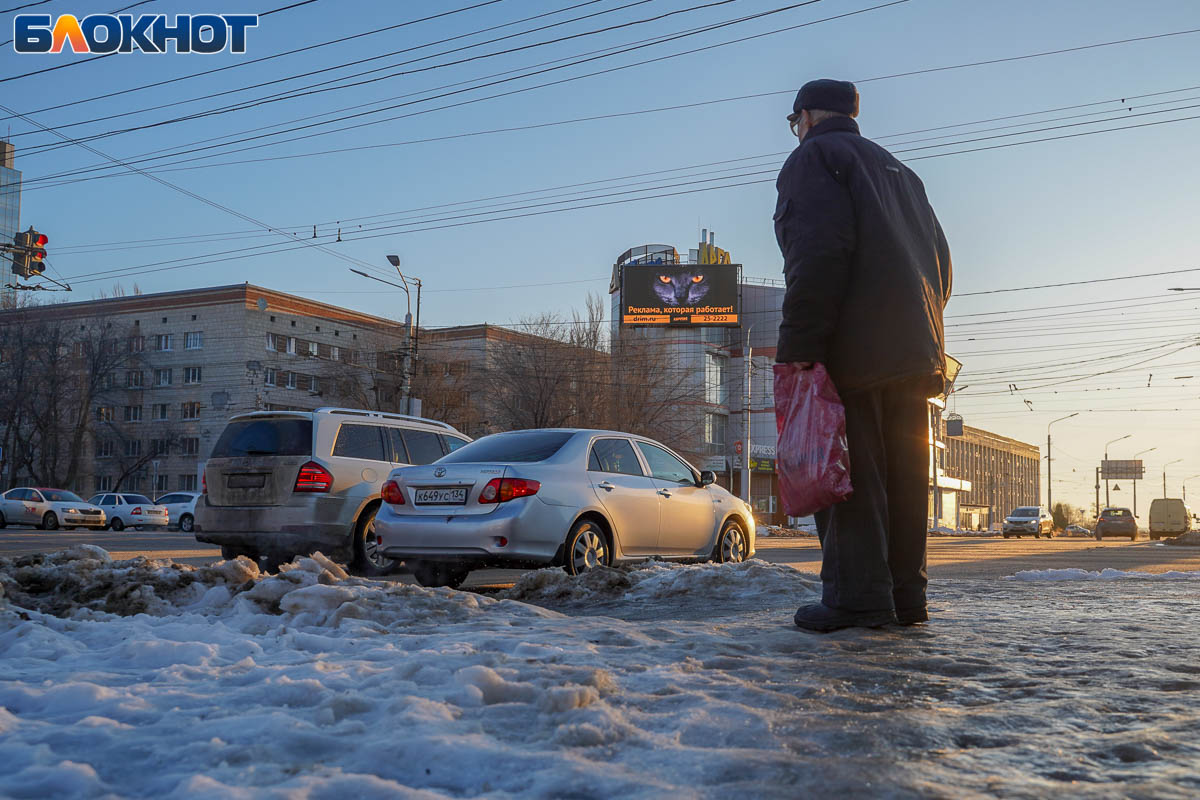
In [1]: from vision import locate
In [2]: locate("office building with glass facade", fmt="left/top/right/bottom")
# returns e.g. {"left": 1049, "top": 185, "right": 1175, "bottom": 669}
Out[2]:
{"left": 0, "top": 142, "right": 21, "bottom": 308}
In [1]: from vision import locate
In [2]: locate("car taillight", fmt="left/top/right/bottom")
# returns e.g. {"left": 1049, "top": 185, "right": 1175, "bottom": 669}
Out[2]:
{"left": 294, "top": 461, "right": 333, "bottom": 493}
{"left": 131, "top": 507, "right": 142, "bottom": 515}
{"left": 381, "top": 480, "right": 405, "bottom": 505}
{"left": 202, "top": 472, "right": 207, "bottom": 494}
{"left": 478, "top": 477, "right": 540, "bottom": 504}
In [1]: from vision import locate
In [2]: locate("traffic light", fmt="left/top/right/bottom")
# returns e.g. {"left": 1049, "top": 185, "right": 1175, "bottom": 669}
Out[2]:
{"left": 8, "top": 227, "right": 48, "bottom": 278}
{"left": 27, "top": 229, "right": 47, "bottom": 276}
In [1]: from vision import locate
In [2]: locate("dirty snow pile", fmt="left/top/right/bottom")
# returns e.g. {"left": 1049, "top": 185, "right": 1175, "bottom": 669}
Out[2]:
{"left": 0, "top": 546, "right": 824, "bottom": 798}
{"left": 1006, "top": 567, "right": 1200, "bottom": 581}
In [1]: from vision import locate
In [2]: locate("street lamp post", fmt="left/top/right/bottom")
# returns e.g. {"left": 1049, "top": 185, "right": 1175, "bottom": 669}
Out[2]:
{"left": 348, "top": 258, "right": 423, "bottom": 415}
{"left": 1184, "top": 474, "right": 1200, "bottom": 503}
{"left": 1046, "top": 413, "right": 1078, "bottom": 520}
{"left": 741, "top": 323, "right": 756, "bottom": 505}
{"left": 1164, "top": 459, "right": 1183, "bottom": 499}
{"left": 1132, "top": 447, "right": 1157, "bottom": 517}
{"left": 1103, "top": 434, "right": 1132, "bottom": 507}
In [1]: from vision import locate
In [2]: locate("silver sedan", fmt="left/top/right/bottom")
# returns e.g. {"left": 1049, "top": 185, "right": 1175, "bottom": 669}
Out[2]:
{"left": 374, "top": 429, "right": 756, "bottom": 588}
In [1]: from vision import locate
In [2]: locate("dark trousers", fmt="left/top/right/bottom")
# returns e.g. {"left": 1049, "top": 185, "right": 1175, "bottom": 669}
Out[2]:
{"left": 813, "top": 376, "right": 934, "bottom": 613}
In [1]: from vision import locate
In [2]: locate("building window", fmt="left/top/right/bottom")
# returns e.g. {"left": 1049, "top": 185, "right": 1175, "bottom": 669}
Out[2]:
{"left": 125, "top": 475, "right": 143, "bottom": 492}
{"left": 704, "top": 413, "right": 726, "bottom": 451}
{"left": 264, "top": 367, "right": 277, "bottom": 386}
{"left": 124, "top": 406, "right": 142, "bottom": 423}
{"left": 705, "top": 353, "right": 728, "bottom": 406}
{"left": 331, "top": 346, "right": 340, "bottom": 361}
{"left": 97, "top": 406, "right": 115, "bottom": 422}
{"left": 185, "top": 331, "right": 204, "bottom": 350}
{"left": 181, "top": 402, "right": 201, "bottom": 420}
{"left": 179, "top": 474, "right": 198, "bottom": 491}
{"left": 184, "top": 367, "right": 202, "bottom": 384}
{"left": 152, "top": 403, "right": 170, "bottom": 421}
{"left": 309, "top": 375, "right": 319, "bottom": 394}
{"left": 266, "top": 332, "right": 279, "bottom": 352}
{"left": 95, "top": 475, "right": 114, "bottom": 492}
{"left": 181, "top": 437, "right": 200, "bottom": 456}
{"left": 285, "top": 372, "right": 297, "bottom": 389}
{"left": 154, "top": 334, "right": 173, "bottom": 351}
{"left": 127, "top": 370, "right": 144, "bottom": 388}
{"left": 96, "top": 439, "right": 114, "bottom": 458}
{"left": 155, "top": 368, "right": 172, "bottom": 386}
{"left": 150, "top": 438, "right": 170, "bottom": 456}
{"left": 306, "top": 341, "right": 318, "bottom": 357}
{"left": 154, "top": 474, "right": 169, "bottom": 493}
{"left": 125, "top": 439, "right": 142, "bottom": 457}
{"left": 286, "top": 337, "right": 297, "bottom": 355}
{"left": 128, "top": 336, "right": 145, "bottom": 353}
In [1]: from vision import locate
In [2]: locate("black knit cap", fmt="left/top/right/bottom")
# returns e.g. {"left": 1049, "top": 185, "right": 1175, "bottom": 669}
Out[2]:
{"left": 790, "top": 79, "right": 859, "bottom": 119}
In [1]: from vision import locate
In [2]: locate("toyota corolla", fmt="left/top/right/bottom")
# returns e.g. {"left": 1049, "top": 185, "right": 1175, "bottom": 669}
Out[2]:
{"left": 374, "top": 429, "right": 755, "bottom": 588}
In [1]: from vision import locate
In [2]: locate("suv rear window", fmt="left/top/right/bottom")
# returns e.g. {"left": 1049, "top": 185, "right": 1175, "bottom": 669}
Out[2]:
{"left": 211, "top": 419, "right": 313, "bottom": 458}
{"left": 1012, "top": 507, "right": 1039, "bottom": 516}
{"left": 439, "top": 431, "right": 574, "bottom": 464}
{"left": 332, "top": 424, "right": 386, "bottom": 461}
{"left": 1104, "top": 509, "right": 1132, "bottom": 517}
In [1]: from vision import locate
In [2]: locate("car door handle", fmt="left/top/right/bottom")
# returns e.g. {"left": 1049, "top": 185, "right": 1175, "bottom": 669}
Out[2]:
{"left": 657, "top": 489, "right": 671, "bottom": 497}
{"left": 597, "top": 481, "right": 615, "bottom": 491}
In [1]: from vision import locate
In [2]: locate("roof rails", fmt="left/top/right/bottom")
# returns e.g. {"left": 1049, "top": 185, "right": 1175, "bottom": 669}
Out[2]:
{"left": 313, "top": 406, "right": 455, "bottom": 431}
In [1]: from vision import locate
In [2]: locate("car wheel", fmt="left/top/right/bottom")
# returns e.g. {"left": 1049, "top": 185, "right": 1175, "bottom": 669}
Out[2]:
{"left": 563, "top": 517, "right": 611, "bottom": 576}
{"left": 1033, "top": 532, "right": 1040, "bottom": 539}
{"left": 1002, "top": 533, "right": 1010, "bottom": 539}
{"left": 42, "top": 512, "right": 60, "bottom": 531}
{"left": 713, "top": 519, "right": 748, "bottom": 563}
{"left": 0, "top": 511, "right": 5, "bottom": 529}
{"left": 179, "top": 514, "right": 194, "bottom": 533}
{"left": 1095, "top": 532, "right": 1103, "bottom": 541}
{"left": 411, "top": 561, "right": 470, "bottom": 589}
{"left": 351, "top": 504, "right": 397, "bottom": 577}
{"left": 110, "top": 517, "right": 125, "bottom": 532}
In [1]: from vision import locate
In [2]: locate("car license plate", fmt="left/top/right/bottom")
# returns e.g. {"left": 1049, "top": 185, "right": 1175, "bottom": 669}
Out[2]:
{"left": 413, "top": 487, "right": 468, "bottom": 505}
{"left": 228, "top": 473, "right": 267, "bottom": 489}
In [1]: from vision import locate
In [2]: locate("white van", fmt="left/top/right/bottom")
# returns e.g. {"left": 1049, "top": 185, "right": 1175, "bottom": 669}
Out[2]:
{"left": 1149, "top": 498, "right": 1193, "bottom": 540}
{"left": 195, "top": 407, "right": 470, "bottom": 573}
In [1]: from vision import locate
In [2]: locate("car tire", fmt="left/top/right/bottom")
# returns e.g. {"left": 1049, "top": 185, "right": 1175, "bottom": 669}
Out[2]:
{"left": 351, "top": 503, "right": 397, "bottom": 577}
{"left": 712, "top": 518, "right": 748, "bottom": 563}
{"left": 110, "top": 517, "right": 125, "bottom": 532}
{"left": 1002, "top": 533, "right": 1010, "bottom": 539}
{"left": 1095, "top": 532, "right": 1103, "bottom": 541}
{"left": 563, "top": 517, "right": 611, "bottom": 576}
{"left": 179, "top": 514, "right": 194, "bottom": 533}
{"left": 411, "top": 561, "right": 470, "bottom": 589}
{"left": 42, "top": 512, "right": 59, "bottom": 531}
{"left": 0, "top": 511, "right": 6, "bottom": 529}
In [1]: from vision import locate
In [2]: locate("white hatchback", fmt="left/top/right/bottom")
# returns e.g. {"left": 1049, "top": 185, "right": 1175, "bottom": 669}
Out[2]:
{"left": 155, "top": 492, "right": 202, "bottom": 533}
{"left": 88, "top": 493, "right": 170, "bottom": 531}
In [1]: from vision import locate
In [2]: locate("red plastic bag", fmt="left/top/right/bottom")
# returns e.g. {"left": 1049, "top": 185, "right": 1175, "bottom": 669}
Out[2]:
{"left": 773, "top": 363, "right": 853, "bottom": 516}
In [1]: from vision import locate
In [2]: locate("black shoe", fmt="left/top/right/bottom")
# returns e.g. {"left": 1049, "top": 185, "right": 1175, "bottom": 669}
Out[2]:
{"left": 793, "top": 603, "right": 897, "bottom": 633}
{"left": 895, "top": 606, "right": 929, "bottom": 625}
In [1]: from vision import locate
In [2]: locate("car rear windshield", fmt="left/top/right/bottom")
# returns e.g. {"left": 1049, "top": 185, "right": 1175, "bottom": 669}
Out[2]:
{"left": 1012, "top": 507, "right": 1039, "bottom": 516}
{"left": 1104, "top": 509, "right": 1132, "bottom": 517}
{"left": 210, "top": 418, "right": 313, "bottom": 458}
{"left": 437, "top": 431, "right": 574, "bottom": 464}
{"left": 123, "top": 495, "right": 153, "bottom": 505}
{"left": 42, "top": 489, "right": 83, "bottom": 503}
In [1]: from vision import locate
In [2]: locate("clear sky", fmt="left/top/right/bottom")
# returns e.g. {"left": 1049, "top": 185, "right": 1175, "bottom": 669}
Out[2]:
{"left": 4, "top": 0, "right": 1199, "bottom": 511}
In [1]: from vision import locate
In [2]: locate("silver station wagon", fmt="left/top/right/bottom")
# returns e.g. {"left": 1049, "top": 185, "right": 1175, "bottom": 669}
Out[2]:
{"left": 374, "top": 429, "right": 756, "bottom": 588}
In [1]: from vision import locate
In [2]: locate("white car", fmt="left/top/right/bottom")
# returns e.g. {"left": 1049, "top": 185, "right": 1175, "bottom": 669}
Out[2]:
{"left": 376, "top": 429, "right": 756, "bottom": 588}
{"left": 0, "top": 487, "right": 107, "bottom": 530}
{"left": 155, "top": 492, "right": 202, "bottom": 533}
{"left": 88, "top": 492, "right": 170, "bottom": 531}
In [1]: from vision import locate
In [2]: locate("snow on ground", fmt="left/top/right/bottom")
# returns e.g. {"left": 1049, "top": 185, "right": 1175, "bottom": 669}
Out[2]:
{"left": 1007, "top": 567, "right": 1200, "bottom": 581}
{"left": 3, "top": 547, "right": 1200, "bottom": 798}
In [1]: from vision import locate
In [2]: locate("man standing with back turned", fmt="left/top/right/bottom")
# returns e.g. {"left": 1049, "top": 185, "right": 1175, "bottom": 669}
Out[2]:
{"left": 774, "top": 79, "right": 953, "bottom": 632}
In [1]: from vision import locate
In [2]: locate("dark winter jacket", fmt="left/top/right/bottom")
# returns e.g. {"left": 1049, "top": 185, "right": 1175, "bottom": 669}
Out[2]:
{"left": 774, "top": 116, "right": 952, "bottom": 394}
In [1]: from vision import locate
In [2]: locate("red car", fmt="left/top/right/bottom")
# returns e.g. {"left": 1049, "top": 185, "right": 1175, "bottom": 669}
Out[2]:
{"left": 1094, "top": 507, "right": 1138, "bottom": 541}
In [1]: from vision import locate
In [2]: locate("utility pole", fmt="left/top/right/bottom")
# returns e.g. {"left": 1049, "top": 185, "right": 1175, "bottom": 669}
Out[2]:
{"left": 1131, "top": 447, "right": 1156, "bottom": 516}
{"left": 1046, "top": 413, "right": 1078, "bottom": 521}
{"left": 741, "top": 323, "right": 755, "bottom": 504}
{"left": 1103, "top": 434, "right": 1131, "bottom": 507}
{"left": 1095, "top": 466, "right": 1100, "bottom": 519}
{"left": 348, "top": 257, "right": 423, "bottom": 415}
{"left": 1183, "top": 474, "right": 1200, "bottom": 503}
{"left": 1164, "top": 459, "right": 1183, "bottom": 499}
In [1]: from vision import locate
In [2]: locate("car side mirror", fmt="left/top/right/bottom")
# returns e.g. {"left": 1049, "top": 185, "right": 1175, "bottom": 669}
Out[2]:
{"left": 698, "top": 470, "right": 716, "bottom": 486}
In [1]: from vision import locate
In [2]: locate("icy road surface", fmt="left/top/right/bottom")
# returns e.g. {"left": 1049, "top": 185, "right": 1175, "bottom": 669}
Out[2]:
{"left": 2, "top": 547, "right": 1199, "bottom": 799}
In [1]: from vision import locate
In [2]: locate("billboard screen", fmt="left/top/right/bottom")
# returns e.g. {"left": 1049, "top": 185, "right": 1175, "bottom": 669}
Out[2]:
{"left": 1100, "top": 460, "right": 1145, "bottom": 480}
{"left": 620, "top": 263, "right": 741, "bottom": 326}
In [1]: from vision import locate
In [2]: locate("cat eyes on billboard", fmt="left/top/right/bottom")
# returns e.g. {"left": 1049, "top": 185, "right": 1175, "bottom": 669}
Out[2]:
{"left": 620, "top": 263, "right": 740, "bottom": 327}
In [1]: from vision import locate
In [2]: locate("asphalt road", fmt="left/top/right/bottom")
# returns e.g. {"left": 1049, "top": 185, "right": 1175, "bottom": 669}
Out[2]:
{"left": 3, "top": 526, "right": 1198, "bottom": 586}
